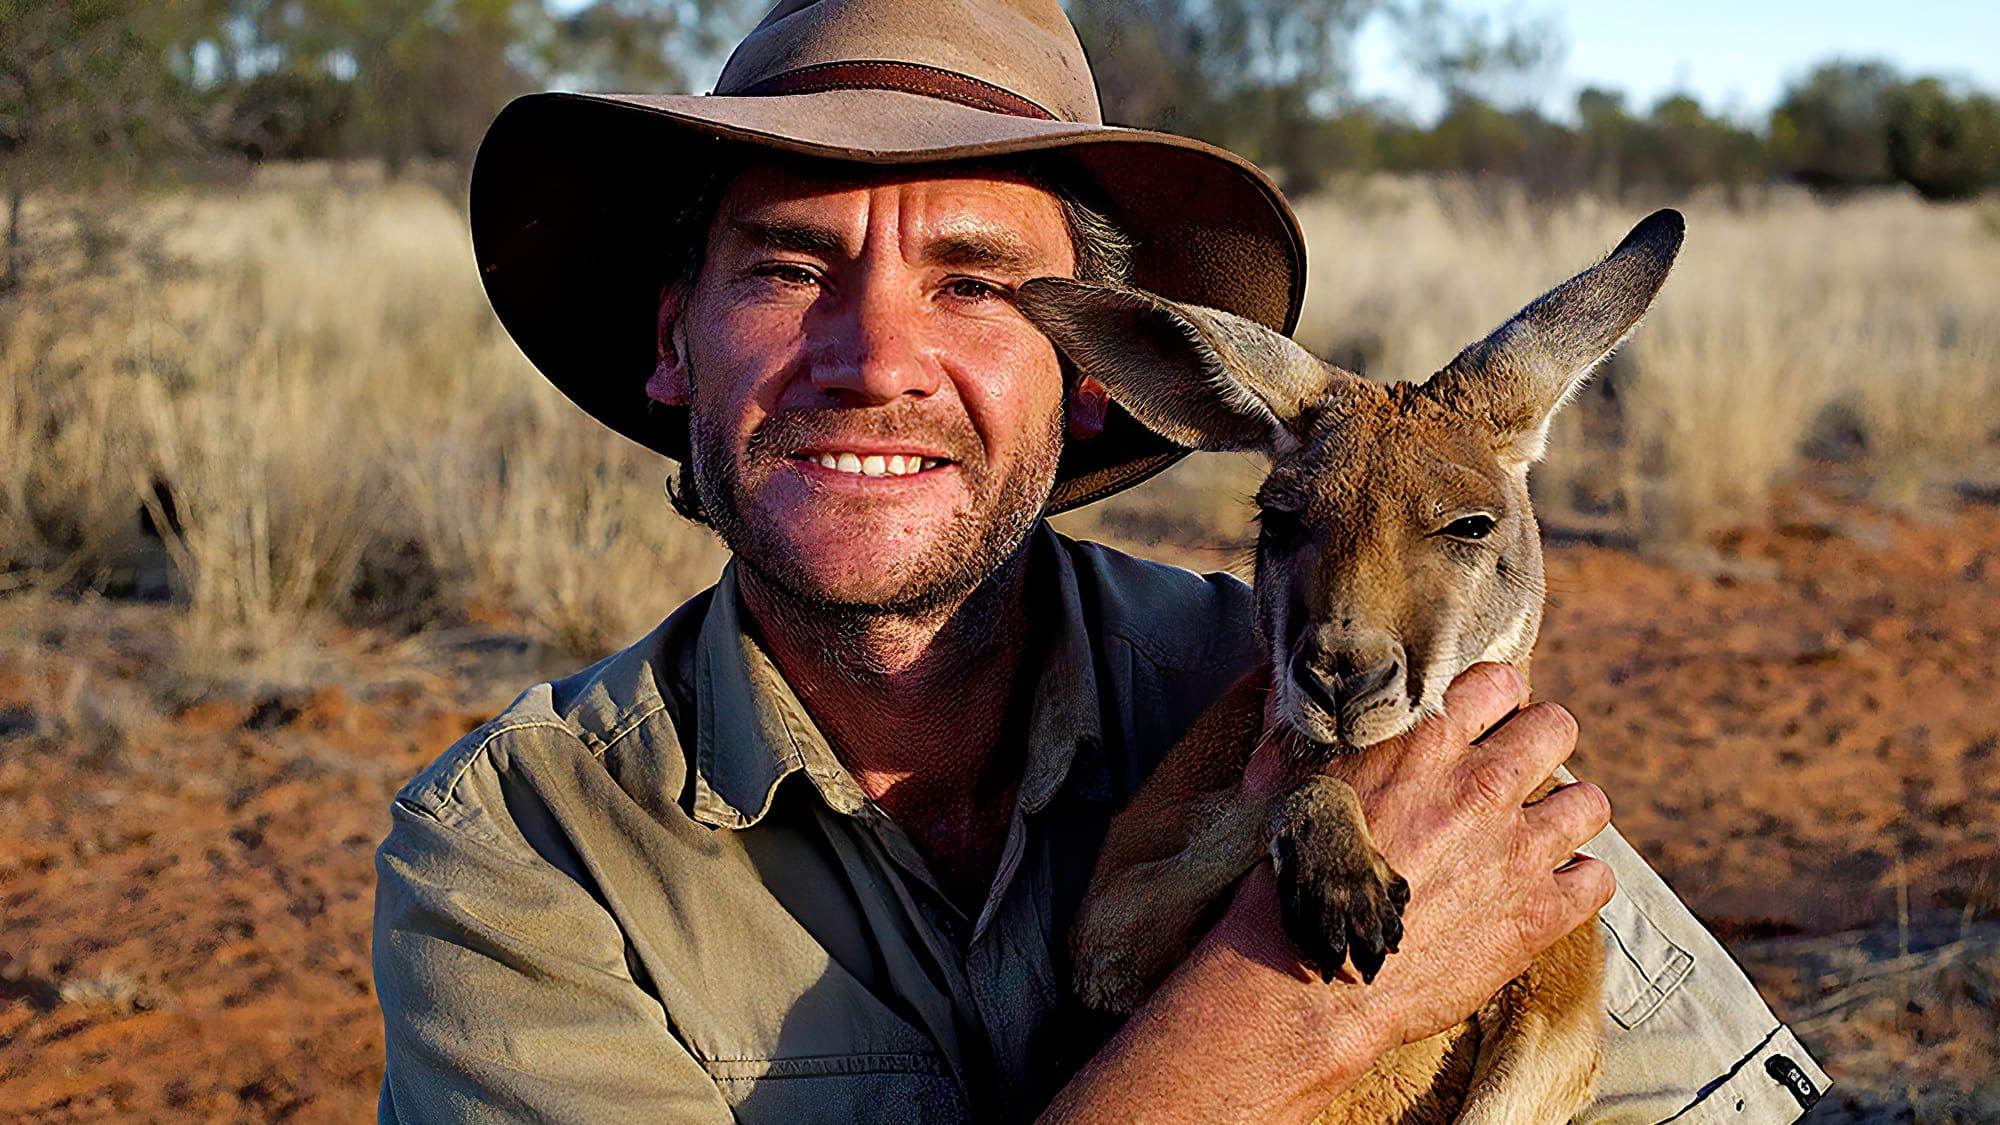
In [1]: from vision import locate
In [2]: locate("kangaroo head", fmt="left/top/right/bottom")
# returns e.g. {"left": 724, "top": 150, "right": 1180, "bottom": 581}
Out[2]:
{"left": 1018, "top": 210, "right": 1684, "bottom": 751}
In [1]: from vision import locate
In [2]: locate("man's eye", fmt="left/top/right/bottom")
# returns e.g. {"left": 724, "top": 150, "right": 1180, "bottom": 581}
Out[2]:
{"left": 754, "top": 263, "right": 820, "bottom": 287}
{"left": 942, "top": 277, "right": 1005, "bottom": 302}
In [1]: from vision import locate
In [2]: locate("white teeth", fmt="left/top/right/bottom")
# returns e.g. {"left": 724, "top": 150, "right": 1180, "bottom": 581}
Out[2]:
{"left": 807, "top": 452, "right": 941, "bottom": 476}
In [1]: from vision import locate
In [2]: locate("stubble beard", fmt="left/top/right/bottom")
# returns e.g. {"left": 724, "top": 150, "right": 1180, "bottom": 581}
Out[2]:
{"left": 688, "top": 395, "right": 1065, "bottom": 625}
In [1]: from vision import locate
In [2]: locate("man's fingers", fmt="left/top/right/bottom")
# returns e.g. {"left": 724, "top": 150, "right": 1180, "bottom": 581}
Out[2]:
{"left": 1462, "top": 701, "right": 1579, "bottom": 808}
{"left": 1551, "top": 854, "right": 1617, "bottom": 917}
{"left": 1524, "top": 781, "right": 1612, "bottom": 870}
{"left": 1439, "top": 663, "right": 1531, "bottom": 747}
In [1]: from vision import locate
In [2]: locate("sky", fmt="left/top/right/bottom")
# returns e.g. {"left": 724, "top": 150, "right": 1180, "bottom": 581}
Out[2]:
{"left": 1348, "top": 0, "right": 2000, "bottom": 122}
{"left": 551, "top": 0, "right": 2000, "bottom": 123}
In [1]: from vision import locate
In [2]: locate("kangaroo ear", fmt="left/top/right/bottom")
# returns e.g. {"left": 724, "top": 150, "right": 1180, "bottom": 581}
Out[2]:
{"left": 1012, "top": 277, "right": 1342, "bottom": 453}
{"left": 1425, "top": 209, "right": 1685, "bottom": 463}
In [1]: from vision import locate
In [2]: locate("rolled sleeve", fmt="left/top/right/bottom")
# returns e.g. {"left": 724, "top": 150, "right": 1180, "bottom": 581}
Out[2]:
{"left": 372, "top": 798, "right": 732, "bottom": 1123}
{"left": 1581, "top": 823, "right": 1831, "bottom": 1124}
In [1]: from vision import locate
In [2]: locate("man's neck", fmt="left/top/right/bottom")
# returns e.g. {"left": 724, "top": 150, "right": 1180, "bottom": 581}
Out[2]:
{"left": 737, "top": 545, "right": 1038, "bottom": 910}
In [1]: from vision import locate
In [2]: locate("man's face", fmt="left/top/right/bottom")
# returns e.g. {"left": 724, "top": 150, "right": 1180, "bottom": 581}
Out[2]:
{"left": 665, "top": 162, "right": 1094, "bottom": 615}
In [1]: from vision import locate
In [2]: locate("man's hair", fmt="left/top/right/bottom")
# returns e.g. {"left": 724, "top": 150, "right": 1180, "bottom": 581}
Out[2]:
{"left": 658, "top": 154, "right": 1137, "bottom": 527}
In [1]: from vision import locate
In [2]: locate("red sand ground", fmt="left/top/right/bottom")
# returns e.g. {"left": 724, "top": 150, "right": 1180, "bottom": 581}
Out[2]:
{"left": 2, "top": 489, "right": 1995, "bottom": 1121}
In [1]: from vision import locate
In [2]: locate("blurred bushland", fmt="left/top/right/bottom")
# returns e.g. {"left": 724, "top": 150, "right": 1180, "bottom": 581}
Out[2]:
{"left": 5, "top": 174, "right": 1995, "bottom": 678}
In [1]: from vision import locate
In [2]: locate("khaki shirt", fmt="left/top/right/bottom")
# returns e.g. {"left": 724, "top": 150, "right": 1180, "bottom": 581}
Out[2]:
{"left": 373, "top": 524, "right": 1828, "bottom": 1123}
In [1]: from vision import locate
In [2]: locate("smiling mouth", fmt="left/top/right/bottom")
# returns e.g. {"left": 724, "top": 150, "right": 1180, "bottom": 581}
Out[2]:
{"left": 789, "top": 451, "right": 953, "bottom": 478}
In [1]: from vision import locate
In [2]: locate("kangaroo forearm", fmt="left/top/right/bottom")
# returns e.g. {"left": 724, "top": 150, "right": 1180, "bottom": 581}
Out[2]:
{"left": 1070, "top": 787, "right": 1270, "bottom": 1011}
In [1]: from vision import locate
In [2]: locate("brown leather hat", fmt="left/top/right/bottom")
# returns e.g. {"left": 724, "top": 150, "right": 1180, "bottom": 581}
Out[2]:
{"left": 470, "top": 0, "right": 1307, "bottom": 512}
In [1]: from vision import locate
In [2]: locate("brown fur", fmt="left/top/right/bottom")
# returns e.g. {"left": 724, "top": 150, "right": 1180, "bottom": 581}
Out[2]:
{"left": 1016, "top": 210, "right": 1685, "bottom": 1119}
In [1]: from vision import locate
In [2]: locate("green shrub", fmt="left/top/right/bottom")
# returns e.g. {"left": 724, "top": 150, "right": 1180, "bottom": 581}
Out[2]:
{"left": 1886, "top": 79, "right": 2000, "bottom": 201}
{"left": 1771, "top": 60, "right": 1901, "bottom": 193}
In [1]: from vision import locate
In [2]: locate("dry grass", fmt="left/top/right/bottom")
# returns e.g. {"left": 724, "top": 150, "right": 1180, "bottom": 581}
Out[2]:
{"left": 2, "top": 172, "right": 1995, "bottom": 668}
{"left": 1, "top": 177, "right": 727, "bottom": 677}
{"left": 1741, "top": 921, "right": 2000, "bottom": 1122}
{"left": 1283, "top": 180, "right": 2000, "bottom": 546}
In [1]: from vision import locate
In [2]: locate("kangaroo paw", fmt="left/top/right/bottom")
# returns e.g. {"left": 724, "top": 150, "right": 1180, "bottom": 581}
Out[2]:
{"left": 1269, "top": 776, "right": 1409, "bottom": 984}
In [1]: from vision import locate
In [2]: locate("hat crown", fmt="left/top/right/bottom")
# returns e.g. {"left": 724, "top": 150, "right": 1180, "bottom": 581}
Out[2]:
{"left": 715, "top": 0, "right": 1102, "bottom": 124}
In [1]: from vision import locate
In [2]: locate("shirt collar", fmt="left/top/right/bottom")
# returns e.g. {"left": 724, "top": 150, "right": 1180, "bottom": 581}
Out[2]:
{"left": 687, "top": 521, "right": 1106, "bottom": 829}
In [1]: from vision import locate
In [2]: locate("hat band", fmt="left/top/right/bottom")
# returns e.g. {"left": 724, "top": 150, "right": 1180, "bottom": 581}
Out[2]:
{"left": 733, "top": 60, "right": 1059, "bottom": 122}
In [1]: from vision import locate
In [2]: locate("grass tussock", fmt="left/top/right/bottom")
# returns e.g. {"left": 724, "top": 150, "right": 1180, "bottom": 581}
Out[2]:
{"left": 3, "top": 173, "right": 1996, "bottom": 671}
{"left": 2, "top": 179, "right": 728, "bottom": 678}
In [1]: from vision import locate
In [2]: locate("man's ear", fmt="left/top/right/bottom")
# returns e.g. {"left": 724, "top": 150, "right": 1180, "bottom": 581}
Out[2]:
{"left": 1424, "top": 209, "right": 1684, "bottom": 464}
{"left": 1012, "top": 277, "right": 1344, "bottom": 454}
{"left": 647, "top": 285, "right": 691, "bottom": 407}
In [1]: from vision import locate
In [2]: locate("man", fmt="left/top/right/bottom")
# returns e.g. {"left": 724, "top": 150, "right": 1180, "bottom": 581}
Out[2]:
{"left": 373, "top": 1, "right": 1827, "bottom": 1120}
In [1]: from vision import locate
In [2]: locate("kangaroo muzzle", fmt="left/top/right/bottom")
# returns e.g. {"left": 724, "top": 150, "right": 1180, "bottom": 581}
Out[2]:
{"left": 1290, "top": 636, "right": 1409, "bottom": 747}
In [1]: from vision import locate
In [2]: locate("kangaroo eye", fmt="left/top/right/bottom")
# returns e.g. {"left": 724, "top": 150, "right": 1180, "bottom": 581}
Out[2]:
{"left": 1437, "top": 513, "right": 1497, "bottom": 541}
{"left": 1258, "top": 506, "right": 1308, "bottom": 547}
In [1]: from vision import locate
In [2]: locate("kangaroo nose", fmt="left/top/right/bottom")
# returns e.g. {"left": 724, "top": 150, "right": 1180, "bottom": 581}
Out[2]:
{"left": 1291, "top": 648, "right": 1403, "bottom": 721}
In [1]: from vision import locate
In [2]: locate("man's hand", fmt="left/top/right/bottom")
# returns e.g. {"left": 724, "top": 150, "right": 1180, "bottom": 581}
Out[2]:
{"left": 1043, "top": 664, "right": 1614, "bottom": 1124}
{"left": 1239, "top": 662, "right": 1614, "bottom": 1048}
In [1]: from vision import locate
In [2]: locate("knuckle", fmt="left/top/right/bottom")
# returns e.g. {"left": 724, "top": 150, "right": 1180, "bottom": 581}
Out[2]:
{"left": 1505, "top": 827, "right": 1540, "bottom": 871}
{"left": 1464, "top": 756, "right": 1519, "bottom": 808}
{"left": 1439, "top": 663, "right": 1529, "bottom": 746}
{"left": 1471, "top": 661, "right": 1528, "bottom": 695}
{"left": 1530, "top": 894, "right": 1573, "bottom": 938}
{"left": 1522, "top": 700, "right": 1579, "bottom": 746}
{"left": 1573, "top": 858, "right": 1617, "bottom": 909}
{"left": 1454, "top": 662, "right": 1524, "bottom": 709}
{"left": 1572, "top": 781, "right": 1612, "bottom": 828}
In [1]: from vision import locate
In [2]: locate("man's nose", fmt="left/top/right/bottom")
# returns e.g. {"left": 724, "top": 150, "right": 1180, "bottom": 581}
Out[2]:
{"left": 808, "top": 281, "right": 940, "bottom": 404}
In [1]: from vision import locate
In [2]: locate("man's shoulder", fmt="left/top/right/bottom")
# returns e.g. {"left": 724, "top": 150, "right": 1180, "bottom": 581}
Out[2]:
{"left": 389, "top": 682, "right": 577, "bottom": 843}
{"left": 1057, "top": 532, "right": 1259, "bottom": 673}
{"left": 389, "top": 587, "right": 715, "bottom": 845}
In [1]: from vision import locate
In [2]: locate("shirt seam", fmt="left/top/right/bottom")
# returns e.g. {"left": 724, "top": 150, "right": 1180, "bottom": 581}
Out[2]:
{"left": 434, "top": 719, "right": 574, "bottom": 814}
{"left": 1103, "top": 623, "right": 1182, "bottom": 670}
{"left": 391, "top": 793, "right": 574, "bottom": 872}
{"left": 592, "top": 700, "right": 668, "bottom": 760}
{"left": 1656, "top": 1022, "right": 1786, "bottom": 1123}
{"left": 1106, "top": 621, "right": 1250, "bottom": 682}
{"left": 700, "top": 1051, "right": 945, "bottom": 1066}
{"left": 1600, "top": 887, "right": 1699, "bottom": 1028}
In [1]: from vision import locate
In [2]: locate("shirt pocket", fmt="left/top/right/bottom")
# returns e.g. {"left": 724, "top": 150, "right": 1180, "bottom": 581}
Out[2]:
{"left": 705, "top": 1052, "right": 967, "bottom": 1124}
{"left": 1597, "top": 884, "right": 1697, "bottom": 1029}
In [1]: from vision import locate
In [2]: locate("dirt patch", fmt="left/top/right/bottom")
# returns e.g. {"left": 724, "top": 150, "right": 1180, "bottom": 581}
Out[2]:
{"left": 1, "top": 490, "right": 1994, "bottom": 1121}
{"left": 1540, "top": 491, "right": 2000, "bottom": 940}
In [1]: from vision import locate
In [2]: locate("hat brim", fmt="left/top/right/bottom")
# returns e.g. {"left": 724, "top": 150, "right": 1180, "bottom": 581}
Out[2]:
{"left": 469, "top": 89, "right": 1306, "bottom": 513}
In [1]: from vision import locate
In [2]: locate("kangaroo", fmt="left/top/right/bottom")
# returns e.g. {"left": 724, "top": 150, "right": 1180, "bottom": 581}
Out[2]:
{"left": 1013, "top": 210, "right": 1684, "bottom": 1122}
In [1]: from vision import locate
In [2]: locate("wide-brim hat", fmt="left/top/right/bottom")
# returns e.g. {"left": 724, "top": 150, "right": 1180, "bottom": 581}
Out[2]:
{"left": 470, "top": 0, "right": 1307, "bottom": 513}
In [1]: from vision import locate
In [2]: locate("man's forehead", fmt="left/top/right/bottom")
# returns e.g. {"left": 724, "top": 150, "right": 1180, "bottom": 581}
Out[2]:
{"left": 710, "top": 157, "right": 1073, "bottom": 257}
{"left": 721, "top": 155, "right": 1055, "bottom": 207}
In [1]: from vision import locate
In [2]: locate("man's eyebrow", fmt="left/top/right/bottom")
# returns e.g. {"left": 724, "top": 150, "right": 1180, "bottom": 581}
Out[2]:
{"left": 724, "top": 215, "right": 1051, "bottom": 273}
{"left": 726, "top": 216, "right": 851, "bottom": 257}
{"left": 922, "top": 227, "right": 1044, "bottom": 274}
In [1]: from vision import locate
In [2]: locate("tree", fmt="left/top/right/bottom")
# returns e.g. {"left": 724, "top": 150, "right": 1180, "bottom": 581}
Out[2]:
{"left": 1642, "top": 94, "right": 1766, "bottom": 198}
{"left": 1885, "top": 78, "right": 2000, "bottom": 201}
{"left": 0, "top": 0, "right": 213, "bottom": 290}
{"left": 542, "top": 0, "right": 759, "bottom": 93}
{"left": 1391, "top": 0, "right": 1564, "bottom": 112}
{"left": 1066, "top": 0, "right": 1376, "bottom": 193}
{"left": 1573, "top": 86, "right": 1638, "bottom": 196}
{"left": 1770, "top": 60, "right": 1900, "bottom": 193}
